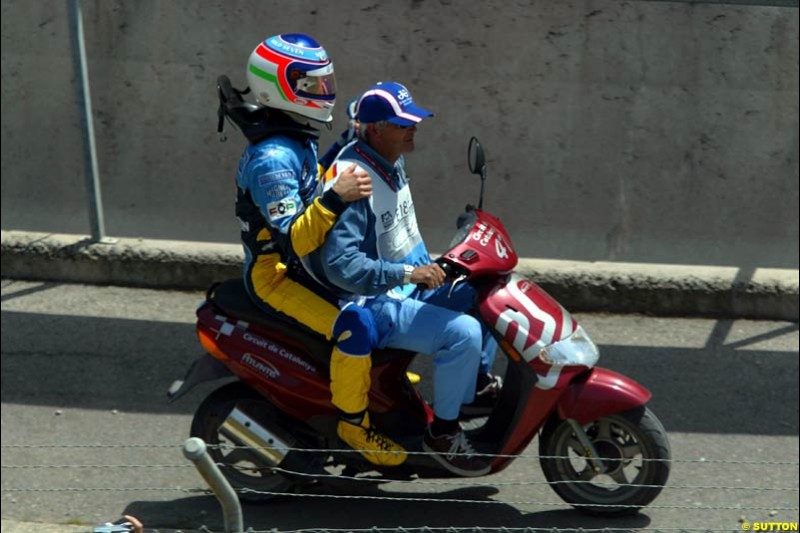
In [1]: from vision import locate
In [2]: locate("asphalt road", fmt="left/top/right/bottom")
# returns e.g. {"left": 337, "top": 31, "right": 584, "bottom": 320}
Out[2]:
{"left": 1, "top": 279, "right": 798, "bottom": 532}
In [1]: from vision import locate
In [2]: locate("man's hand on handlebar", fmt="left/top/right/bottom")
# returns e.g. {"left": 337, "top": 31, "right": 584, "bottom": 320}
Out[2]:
{"left": 411, "top": 263, "right": 447, "bottom": 290}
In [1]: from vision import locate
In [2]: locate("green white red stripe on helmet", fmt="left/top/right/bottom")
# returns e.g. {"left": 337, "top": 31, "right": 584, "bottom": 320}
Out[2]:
{"left": 246, "top": 33, "right": 336, "bottom": 122}
{"left": 248, "top": 63, "right": 289, "bottom": 102}
{"left": 252, "top": 42, "right": 330, "bottom": 108}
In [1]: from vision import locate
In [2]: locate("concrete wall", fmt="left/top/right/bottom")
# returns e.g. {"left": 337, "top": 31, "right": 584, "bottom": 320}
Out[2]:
{"left": 2, "top": 0, "right": 798, "bottom": 268}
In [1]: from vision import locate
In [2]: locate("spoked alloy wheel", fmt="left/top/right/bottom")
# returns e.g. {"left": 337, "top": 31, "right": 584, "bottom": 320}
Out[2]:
{"left": 539, "top": 407, "right": 671, "bottom": 515}
{"left": 190, "top": 382, "right": 315, "bottom": 501}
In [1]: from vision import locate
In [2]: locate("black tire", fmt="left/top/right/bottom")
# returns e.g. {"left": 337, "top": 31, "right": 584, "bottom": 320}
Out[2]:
{"left": 190, "top": 382, "right": 301, "bottom": 502}
{"left": 539, "top": 406, "right": 671, "bottom": 515}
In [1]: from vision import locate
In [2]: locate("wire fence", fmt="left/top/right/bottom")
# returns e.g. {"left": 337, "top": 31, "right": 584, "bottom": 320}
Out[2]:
{"left": 177, "top": 529, "right": 800, "bottom": 533}
{"left": 2, "top": 443, "right": 799, "bottom": 533}
{"left": 206, "top": 529, "right": 798, "bottom": 533}
{"left": 225, "top": 529, "right": 798, "bottom": 533}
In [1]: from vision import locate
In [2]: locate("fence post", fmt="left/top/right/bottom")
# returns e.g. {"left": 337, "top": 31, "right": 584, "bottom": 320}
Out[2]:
{"left": 67, "top": 0, "right": 111, "bottom": 243}
{"left": 183, "top": 437, "right": 244, "bottom": 533}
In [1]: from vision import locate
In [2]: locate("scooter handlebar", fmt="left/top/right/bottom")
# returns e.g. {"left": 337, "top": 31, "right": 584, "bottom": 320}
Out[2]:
{"left": 415, "top": 258, "right": 466, "bottom": 291}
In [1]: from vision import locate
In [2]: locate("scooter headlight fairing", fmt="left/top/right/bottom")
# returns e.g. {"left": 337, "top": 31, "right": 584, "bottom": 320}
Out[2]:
{"left": 538, "top": 326, "right": 600, "bottom": 368}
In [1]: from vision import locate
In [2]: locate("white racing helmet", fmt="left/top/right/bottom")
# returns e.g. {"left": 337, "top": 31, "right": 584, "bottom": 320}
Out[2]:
{"left": 246, "top": 33, "right": 336, "bottom": 123}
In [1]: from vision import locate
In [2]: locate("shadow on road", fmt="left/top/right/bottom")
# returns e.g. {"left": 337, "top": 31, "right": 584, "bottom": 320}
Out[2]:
{"left": 123, "top": 486, "right": 653, "bottom": 531}
{"left": 0, "top": 280, "right": 62, "bottom": 303}
{"left": 1, "top": 310, "right": 798, "bottom": 435}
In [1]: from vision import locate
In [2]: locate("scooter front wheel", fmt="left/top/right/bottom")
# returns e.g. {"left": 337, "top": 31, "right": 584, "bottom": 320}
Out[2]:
{"left": 539, "top": 406, "right": 671, "bottom": 515}
{"left": 190, "top": 382, "right": 302, "bottom": 501}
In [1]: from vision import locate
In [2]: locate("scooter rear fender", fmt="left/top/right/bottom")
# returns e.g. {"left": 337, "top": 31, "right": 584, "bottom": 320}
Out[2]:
{"left": 167, "top": 354, "right": 234, "bottom": 403}
{"left": 556, "top": 367, "right": 651, "bottom": 425}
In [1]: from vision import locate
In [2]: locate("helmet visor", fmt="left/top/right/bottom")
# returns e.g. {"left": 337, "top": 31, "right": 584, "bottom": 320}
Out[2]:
{"left": 296, "top": 73, "right": 336, "bottom": 100}
{"left": 290, "top": 63, "right": 336, "bottom": 101}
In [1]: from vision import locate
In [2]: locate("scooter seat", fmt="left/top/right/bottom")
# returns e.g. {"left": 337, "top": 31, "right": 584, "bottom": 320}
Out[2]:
{"left": 207, "top": 279, "right": 413, "bottom": 367}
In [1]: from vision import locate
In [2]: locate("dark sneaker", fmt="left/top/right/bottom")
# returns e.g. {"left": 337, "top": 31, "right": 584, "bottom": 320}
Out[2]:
{"left": 422, "top": 427, "right": 491, "bottom": 477}
{"left": 460, "top": 373, "right": 503, "bottom": 417}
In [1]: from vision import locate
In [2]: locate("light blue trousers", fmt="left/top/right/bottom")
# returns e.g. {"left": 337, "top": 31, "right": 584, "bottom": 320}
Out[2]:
{"left": 410, "top": 283, "right": 498, "bottom": 375}
{"left": 365, "top": 283, "right": 498, "bottom": 420}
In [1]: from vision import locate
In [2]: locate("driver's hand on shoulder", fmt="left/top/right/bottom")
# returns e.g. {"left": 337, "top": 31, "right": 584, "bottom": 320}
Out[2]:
{"left": 332, "top": 163, "right": 372, "bottom": 202}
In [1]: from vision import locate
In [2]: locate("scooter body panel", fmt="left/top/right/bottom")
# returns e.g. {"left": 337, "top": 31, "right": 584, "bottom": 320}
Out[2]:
{"left": 444, "top": 209, "right": 518, "bottom": 276}
{"left": 195, "top": 301, "right": 430, "bottom": 436}
{"left": 478, "top": 272, "right": 578, "bottom": 359}
{"left": 196, "top": 303, "right": 338, "bottom": 420}
{"left": 556, "top": 367, "right": 652, "bottom": 425}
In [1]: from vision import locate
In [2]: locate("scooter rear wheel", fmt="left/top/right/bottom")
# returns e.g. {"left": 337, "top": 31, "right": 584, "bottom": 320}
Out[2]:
{"left": 190, "top": 381, "right": 300, "bottom": 501}
{"left": 539, "top": 406, "right": 671, "bottom": 515}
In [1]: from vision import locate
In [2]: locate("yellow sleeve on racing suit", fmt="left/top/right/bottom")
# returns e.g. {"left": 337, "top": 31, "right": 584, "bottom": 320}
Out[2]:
{"left": 288, "top": 195, "right": 339, "bottom": 256}
{"left": 286, "top": 162, "right": 342, "bottom": 257}
{"left": 236, "top": 143, "right": 346, "bottom": 339}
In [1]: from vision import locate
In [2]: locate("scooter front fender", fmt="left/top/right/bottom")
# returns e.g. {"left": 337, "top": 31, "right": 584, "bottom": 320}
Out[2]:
{"left": 556, "top": 367, "right": 651, "bottom": 425}
{"left": 167, "top": 354, "right": 234, "bottom": 403}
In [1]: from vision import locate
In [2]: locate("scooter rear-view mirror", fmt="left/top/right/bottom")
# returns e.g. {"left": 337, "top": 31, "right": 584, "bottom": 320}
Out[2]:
{"left": 468, "top": 136, "right": 486, "bottom": 176}
{"left": 468, "top": 136, "right": 487, "bottom": 209}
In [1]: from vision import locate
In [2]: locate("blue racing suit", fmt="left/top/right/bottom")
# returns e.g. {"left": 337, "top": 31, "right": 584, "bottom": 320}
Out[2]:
{"left": 236, "top": 113, "right": 386, "bottom": 419}
{"left": 235, "top": 119, "right": 348, "bottom": 338}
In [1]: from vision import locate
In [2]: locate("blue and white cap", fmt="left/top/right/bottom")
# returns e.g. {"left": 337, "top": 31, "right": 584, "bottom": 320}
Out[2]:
{"left": 355, "top": 82, "right": 434, "bottom": 127}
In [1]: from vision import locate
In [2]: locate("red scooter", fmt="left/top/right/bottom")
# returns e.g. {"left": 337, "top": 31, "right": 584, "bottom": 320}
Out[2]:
{"left": 168, "top": 137, "right": 670, "bottom": 514}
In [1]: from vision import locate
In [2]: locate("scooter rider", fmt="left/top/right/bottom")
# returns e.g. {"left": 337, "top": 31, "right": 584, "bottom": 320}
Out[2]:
{"left": 303, "top": 81, "right": 496, "bottom": 476}
{"left": 235, "top": 34, "right": 406, "bottom": 466}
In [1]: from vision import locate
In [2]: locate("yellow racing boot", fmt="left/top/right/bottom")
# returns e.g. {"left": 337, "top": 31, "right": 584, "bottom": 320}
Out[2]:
{"left": 337, "top": 412, "right": 407, "bottom": 466}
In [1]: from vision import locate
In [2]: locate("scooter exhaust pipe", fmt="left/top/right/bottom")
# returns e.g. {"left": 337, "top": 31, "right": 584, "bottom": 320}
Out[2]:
{"left": 220, "top": 406, "right": 295, "bottom": 467}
